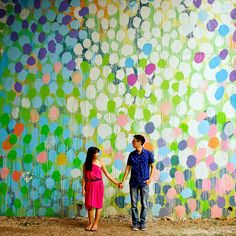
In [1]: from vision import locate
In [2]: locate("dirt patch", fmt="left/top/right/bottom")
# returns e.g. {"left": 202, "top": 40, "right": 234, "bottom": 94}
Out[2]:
{"left": 0, "top": 216, "right": 236, "bottom": 236}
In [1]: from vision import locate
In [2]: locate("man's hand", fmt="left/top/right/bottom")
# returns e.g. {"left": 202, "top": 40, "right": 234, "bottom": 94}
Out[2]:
{"left": 145, "top": 179, "right": 151, "bottom": 185}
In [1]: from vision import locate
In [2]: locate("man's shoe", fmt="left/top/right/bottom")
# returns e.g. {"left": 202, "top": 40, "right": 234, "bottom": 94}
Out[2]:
{"left": 132, "top": 225, "right": 139, "bottom": 231}
{"left": 140, "top": 224, "right": 147, "bottom": 231}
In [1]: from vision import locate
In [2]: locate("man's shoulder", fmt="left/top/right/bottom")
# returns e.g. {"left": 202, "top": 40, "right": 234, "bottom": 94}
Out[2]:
{"left": 142, "top": 148, "right": 153, "bottom": 155}
{"left": 129, "top": 150, "right": 137, "bottom": 156}
{"left": 143, "top": 149, "right": 154, "bottom": 160}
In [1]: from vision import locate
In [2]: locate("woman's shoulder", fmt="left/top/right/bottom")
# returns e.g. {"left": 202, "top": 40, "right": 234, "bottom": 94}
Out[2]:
{"left": 99, "top": 159, "right": 105, "bottom": 166}
{"left": 93, "top": 160, "right": 103, "bottom": 168}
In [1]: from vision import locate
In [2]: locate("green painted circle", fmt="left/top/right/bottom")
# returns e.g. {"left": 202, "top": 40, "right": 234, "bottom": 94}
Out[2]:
{"left": 171, "top": 155, "right": 179, "bottom": 166}
{"left": 52, "top": 170, "right": 61, "bottom": 181}
{"left": 41, "top": 125, "right": 49, "bottom": 136}
{"left": 23, "top": 134, "right": 32, "bottom": 144}
{"left": 9, "top": 134, "right": 17, "bottom": 144}
{"left": 23, "top": 154, "right": 33, "bottom": 163}
{"left": 7, "top": 149, "right": 17, "bottom": 161}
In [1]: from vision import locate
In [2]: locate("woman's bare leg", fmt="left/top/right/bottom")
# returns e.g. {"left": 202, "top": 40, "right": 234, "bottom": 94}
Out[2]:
{"left": 91, "top": 208, "right": 102, "bottom": 231}
{"left": 85, "top": 208, "right": 94, "bottom": 230}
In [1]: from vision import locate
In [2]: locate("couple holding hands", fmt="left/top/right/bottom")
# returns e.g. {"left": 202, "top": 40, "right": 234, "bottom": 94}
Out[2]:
{"left": 82, "top": 135, "right": 155, "bottom": 231}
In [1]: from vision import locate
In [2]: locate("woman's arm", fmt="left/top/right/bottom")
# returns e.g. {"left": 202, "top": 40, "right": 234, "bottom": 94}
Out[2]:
{"left": 101, "top": 161, "right": 119, "bottom": 186}
{"left": 82, "top": 165, "right": 86, "bottom": 195}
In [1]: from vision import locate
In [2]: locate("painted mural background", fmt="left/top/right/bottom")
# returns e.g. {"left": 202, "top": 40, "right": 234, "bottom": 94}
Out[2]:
{"left": 0, "top": 0, "right": 236, "bottom": 218}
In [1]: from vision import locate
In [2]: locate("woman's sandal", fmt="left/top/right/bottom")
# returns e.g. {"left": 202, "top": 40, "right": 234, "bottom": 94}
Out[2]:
{"left": 85, "top": 225, "right": 92, "bottom": 231}
{"left": 90, "top": 226, "right": 97, "bottom": 231}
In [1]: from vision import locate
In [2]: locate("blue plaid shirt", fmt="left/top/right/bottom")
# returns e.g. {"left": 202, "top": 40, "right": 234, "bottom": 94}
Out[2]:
{"left": 127, "top": 148, "right": 154, "bottom": 188}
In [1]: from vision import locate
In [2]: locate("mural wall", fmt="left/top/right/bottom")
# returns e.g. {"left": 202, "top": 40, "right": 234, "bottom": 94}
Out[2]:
{"left": 0, "top": 0, "right": 236, "bottom": 218}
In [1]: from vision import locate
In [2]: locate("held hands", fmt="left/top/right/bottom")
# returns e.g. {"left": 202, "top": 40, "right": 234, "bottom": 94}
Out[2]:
{"left": 118, "top": 182, "right": 124, "bottom": 189}
{"left": 115, "top": 182, "right": 124, "bottom": 189}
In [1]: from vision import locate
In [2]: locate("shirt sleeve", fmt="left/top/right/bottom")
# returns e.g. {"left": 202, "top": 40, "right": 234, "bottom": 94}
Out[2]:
{"left": 148, "top": 151, "right": 155, "bottom": 164}
{"left": 127, "top": 153, "right": 132, "bottom": 166}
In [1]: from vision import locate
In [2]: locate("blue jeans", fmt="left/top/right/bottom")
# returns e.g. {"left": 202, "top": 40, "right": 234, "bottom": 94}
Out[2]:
{"left": 130, "top": 185, "right": 149, "bottom": 226}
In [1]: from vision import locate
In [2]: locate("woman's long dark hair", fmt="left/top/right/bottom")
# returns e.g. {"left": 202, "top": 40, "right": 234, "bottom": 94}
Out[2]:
{"left": 84, "top": 146, "right": 100, "bottom": 171}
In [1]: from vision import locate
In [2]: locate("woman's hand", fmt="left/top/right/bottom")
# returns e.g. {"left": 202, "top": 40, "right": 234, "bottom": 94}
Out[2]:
{"left": 82, "top": 189, "right": 86, "bottom": 196}
{"left": 118, "top": 182, "right": 124, "bottom": 189}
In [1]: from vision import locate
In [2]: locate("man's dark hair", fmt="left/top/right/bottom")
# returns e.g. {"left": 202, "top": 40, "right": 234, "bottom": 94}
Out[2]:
{"left": 133, "top": 134, "right": 145, "bottom": 145}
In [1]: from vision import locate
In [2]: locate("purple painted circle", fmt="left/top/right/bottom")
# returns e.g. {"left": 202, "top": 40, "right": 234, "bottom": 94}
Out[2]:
{"left": 193, "top": 0, "right": 202, "bottom": 8}
{"left": 230, "top": 8, "right": 236, "bottom": 20}
{"left": 38, "top": 48, "right": 47, "bottom": 60}
{"left": 23, "top": 43, "right": 32, "bottom": 54}
{"left": 232, "top": 170, "right": 236, "bottom": 179}
{"left": 69, "top": 30, "right": 78, "bottom": 38}
{"left": 38, "top": 16, "right": 47, "bottom": 25}
{"left": 79, "top": 7, "right": 89, "bottom": 17}
{"left": 230, "top": 70, "right": 236, "bottom": 82}
{"left": 14, "top": 3, "right": 22, "bottom": 13}
{"left": 220, "top": 132, "right": 228, "bottom": 141}
{"left": 159, "top": 208, "right": 170, "bottom": 217}
{"left": 157, "top": 138, "right": 166, "bottom": 148}
{"left": 178, "top": 140, "right": 187, "bottom": 151}
{"left": 217, "top": 196, "right": 225, "bottom": 208}
{"left": 59, "top": 1, "right": 69, "bottom": 13}
{"left": 22, "top": 20, "right": 28, "bottom": 28}
{"left": 31, "top": 23, "right": 38, "bottom": 33}
{"left": 67, "top": 60, "right": 76, "bottom": 70}
{"left": 127, "top": 74, "right": 137, "bottom": 86}
{"left": 145, "top": 63, "right": 156, "bottom": 75}
{"left": 10, "top": 32, "right": 18, "bottom": 41}
{"left": 233, "top": 31, "right": 236, "bottom": 42}
{"left": 145, "top": 122, "right": 155, "bottom": 134}
{"left": 209, "top": 162, "right": 218, "bottom": 171}
{"left": 186, "top": 155, "right": 196, "bottom": 168}
{"left": 55, "top": 33, "right": 63, "bottom": 43}
{"left": 0, "top": 9, "right": 6, "bottom": 18}
{"left": 206, "top": 19, "right": 218, "bottom": 32}
{"left": 15, "top": 62, "right": 23, "bottom": 73}
{"left": 38, "top": 32, "right": 46, "bottom": 43}
{"left": 6, "top": 15, "right": 15, "bottom": 25}
{"left": 62, "top": 15, "right": 72, "bottom": 25}
{"left": 14, "top": 82, "right": 22, "bottom": 92}
{"left": 34, "top": 0, "right": 41, "bottom": 9}
{"left": 163, "top": 157, "right": 171, "bottom": 167}
{"left": 219, "top": 49, "right": 228, "bottom": 60}
{"left": 208, "top": 0, "right": 215, "bottom": 4}
{"left": 48, "top": 40, "right": 56, "bottom": 53}
{"left": 27, "top": 56, "right": 36, "bottom": 66}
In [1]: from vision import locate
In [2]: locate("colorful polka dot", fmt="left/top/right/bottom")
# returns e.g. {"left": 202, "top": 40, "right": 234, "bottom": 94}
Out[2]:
{"left": 0, "top": 0, "right": 235, "bottom": 218}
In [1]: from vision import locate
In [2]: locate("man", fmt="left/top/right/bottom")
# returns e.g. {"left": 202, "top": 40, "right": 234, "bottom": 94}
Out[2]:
{"left": 120, "top": 134, "right": 155, "bottom": 231}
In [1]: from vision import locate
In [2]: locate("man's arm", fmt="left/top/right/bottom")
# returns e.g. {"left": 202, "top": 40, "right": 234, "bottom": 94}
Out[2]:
{"left": 122, "top": 165, "right": 131, "bottom": 182}
{"left": 145, "top": 163, "right": 154, "bottom": 185}
{"left": 119, "top": 165, "right": 131, "bottom": 188}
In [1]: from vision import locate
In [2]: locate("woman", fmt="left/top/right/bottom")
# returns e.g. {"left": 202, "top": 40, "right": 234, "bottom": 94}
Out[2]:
{"left": 82, "top": 146, "right": 120, "bottom": 231}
